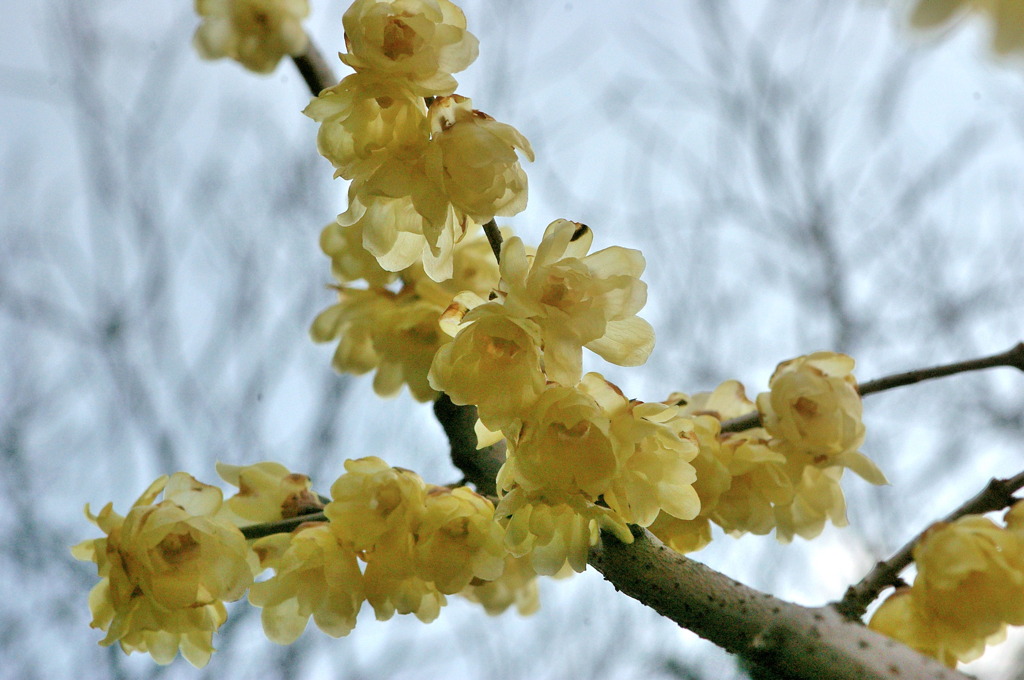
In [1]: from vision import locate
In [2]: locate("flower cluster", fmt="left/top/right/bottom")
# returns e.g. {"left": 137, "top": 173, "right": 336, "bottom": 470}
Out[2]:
{"left": 74, "top": 460, "right": 535, "bottom": 665}
{"left": 311, "top": 231, "right": 499, "bottom": 401}
{"left": 427, "top": 220, "right": 702, "bottom": 574}
{"left": 907, "top": 0, "right": 1024, "bottom": 55}
{"left": 193, "top": 0, "right": 310, "bottom": 73}
{"left": 869, "top": 502, "right": 1024, "bottom": 667}
{"left": 307, "top": 0, "right": 535, "bottom": 400}
{"left": 71, "top": 474, "right": 259, "bottom": 666}
{"left": 649, "top": 353, "right": 886, "bottom": 552}
{"left": 305, "top": 0, "right": 532, "bottom": 282}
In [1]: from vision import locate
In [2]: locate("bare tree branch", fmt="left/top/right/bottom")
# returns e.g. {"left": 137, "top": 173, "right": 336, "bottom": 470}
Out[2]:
{"left": 835, "top": 468, "right": 1024, "bottom": 620}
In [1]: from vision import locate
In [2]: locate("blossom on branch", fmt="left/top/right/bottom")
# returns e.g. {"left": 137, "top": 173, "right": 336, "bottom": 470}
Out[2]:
{"left": 249, "top": 524, "right": 365, "bottom": 643}
{"left": 340, "top": 0, "right": 479, "bottom": 95}
{"left": 757, "top": 352, "right": 887, "bottom": 485}
{"left": 71, "top": 474, "right": 258, "bottom": 667}
{"left": 869, "top": 502, "right": 1024, "bottom": 666}
{"left": 193, "top": 0, "right": 310, "bottom": 73}
{"left": 499, "top": 220, "right": 655, "bottom": 385}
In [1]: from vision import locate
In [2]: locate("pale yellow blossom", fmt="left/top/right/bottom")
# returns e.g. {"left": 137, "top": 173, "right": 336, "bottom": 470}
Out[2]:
{"left": 326, "top": 457, "right": 427, "bottom": 551}
{"left": 429, "top": 300, "right": 546, "bottom": 431}
{"left": 460, "top": 554, "right": 539, "bottom": 615}
{"left": 216, "top": 461, "right": 321, "bottom": 526}
{"left": 71, "top": 474, "right": 258, "bottom": 667}
{"left": 870, "top": 511, "right": 1024, "bottom": 666}
{"left": 248, "top": 524, "right": 364, "bottom": 643}
{"left": 496, "top": 487, "right": 629, "bottom": 575}
{"left": 585, "top": 374, "right": 701, "bottom": 527}
{"left": 303, "top": 71, "right": 429, "bottom": 181}
{"left": 340, "top": 0, "right": 479, "bottom": 95}
{"left": 500, "top": 383, "right": 623, "bottom": 498}
{"left": 415, "top": 486, "right": 506, "bottom": 593}
{"left": 756, "top": 352, "right": 886, "bottom": 485}
{"left": 193, "top": 0, "right": 309, "bottom": 74}
{"left": 499, "top": 220, "right": 654, "bottom": 385}
{"left": 428, "top": 95, "right": 534, "bottom": 221}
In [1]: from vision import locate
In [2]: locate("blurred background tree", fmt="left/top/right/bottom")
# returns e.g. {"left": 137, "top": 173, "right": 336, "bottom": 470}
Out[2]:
{"left": 1, "top": 0, "right": 1022, "bottom": 678}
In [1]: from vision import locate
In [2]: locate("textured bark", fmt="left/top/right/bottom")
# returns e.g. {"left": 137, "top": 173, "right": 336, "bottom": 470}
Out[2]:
{"left": 588, "top": 526, "right": 972, "bottom": 680}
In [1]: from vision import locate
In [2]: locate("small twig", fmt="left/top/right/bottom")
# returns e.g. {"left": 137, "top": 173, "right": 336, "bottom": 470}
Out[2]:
{"left": 834, "top": 468, "right": 1024, "bottom": 620}
{"left": 482, "top": 219, "right": 502, "bottom": 264}
{"left": 720, "top": 342, "right": 1024, "bottom": 433}
{"left": 292, "top": 39, "right": 337, "bottom": 96}
{"left": 240, "top": 511, "right": 327, "bottom": 540}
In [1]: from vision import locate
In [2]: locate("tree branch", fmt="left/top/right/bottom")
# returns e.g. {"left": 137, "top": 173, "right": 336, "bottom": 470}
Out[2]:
{"left": 292, "top": 39, "right": 336, "bottom": 96}
{"left": 588, "top": 526, "right": 972, "bottom": 680}
{"left": 240, "top": 512, "right": 327, "bottom": 540}
{"left": 834, "top": 468, "right": 1024, "bottom": 620}
{"left": 432, "top": 393, "right": 506, "bottom": 497}
{"left": 721, "top": 342, "right": 1024, "bottom": 433}
{"left": 482, "top": 218, "right": 502, "bottom": 263}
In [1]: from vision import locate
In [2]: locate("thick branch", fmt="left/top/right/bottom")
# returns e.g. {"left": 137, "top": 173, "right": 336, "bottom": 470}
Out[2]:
{"left": 292, "top": 40, "right": 336, "bottom": 96}
{"left": 432, "top": 394, "right": 506, "bottom": 497}
{"left": 721, "top": 342, "right": 1024, "bottom": 433}
{"left": 835, "top": 468, "right": 1024, "bottom": 620}
{"left": 588, "top": 526, "right": 971, "bottom": 680}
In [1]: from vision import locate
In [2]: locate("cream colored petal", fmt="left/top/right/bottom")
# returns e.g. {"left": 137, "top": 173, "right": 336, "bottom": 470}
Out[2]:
{"left": 585, "top": 317, "right": 655, "bottom": 367}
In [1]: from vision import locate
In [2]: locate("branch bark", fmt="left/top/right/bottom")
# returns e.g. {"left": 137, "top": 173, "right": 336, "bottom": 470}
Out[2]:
{"left": 292, "top": 40, "right": 336, "bottom": 96}
{"left": 588, "top": 526, "right": 972, "bottom": 680}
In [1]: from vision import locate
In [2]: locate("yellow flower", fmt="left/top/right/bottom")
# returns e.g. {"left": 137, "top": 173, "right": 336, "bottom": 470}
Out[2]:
{"left": 459, "top": 554, "right": 540, "bottom": 615}
{"left": 913, "top": 516, "right": 1024, "bottom": 658}
{"left": 428, "top": 299, "right": 546, "bottom": 431}
{"left": 303, "top": 71, "right": 429, "bottom": 181}
{"left": 496, "top": 487, "right": 628, "bottom": 575}
{"left": 325, "top": 458, "right": 444, "bottom": 622}
{"left": 216, "top": 461, "right": 322, "bottom": 526}
{"left": 428, "top": 95, "right": 534, "bottom": 222}
{"left": 71, "top": 473, "right": 258, "bottom": 667}
{"left": 326, "top": 457, "right": 427, "bottom": 551}
{"left": 319, "top": 219, "right": 398, "bottom": 288}
{"left": 248, "top": 524, "right": 364, "bottom": 644}
{"left": 909, "top": 0, "right": 1024, "bottom": 55}
{"left": 311, "top": 288, "right": 444, "bottom": 402}
{"left": 340, "top": 0, "right": 479, "bottom": 95}
{"left": 501, "top": 383, "right": 623, "bottom": 498}
{"left": 193, "top": 0, "right": 309, "bottom": 74}
{"left": 415, "top": 486, "right": 506, "bottom": 593}
{"left": 310, "top": 286, "right": 390, "bottom": 376}
{"left": 869, "top": 589, "right": 960, "bottom": 667}
{"left": 371, "top": 295, "right": 448, "bottom": 401}
{"left": 756, "top": 352, "right": 885, "bottom": 485}
{"left": 772, "top": 463, "right": 848, "bottom": 542}
{"left": 710, "top": 433, "right": 792, "bottom": 537}
{"left": 499, "top": 220, "right": 655, "bottom": 385}
{"left": 586, "top": 374, "right": 701, "bottom": 528}
{"left": 340, "top": 182, "right": 469, "bottom": 282}
{"left": 363, "top": 555, "right": 447, "bottom": 622}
